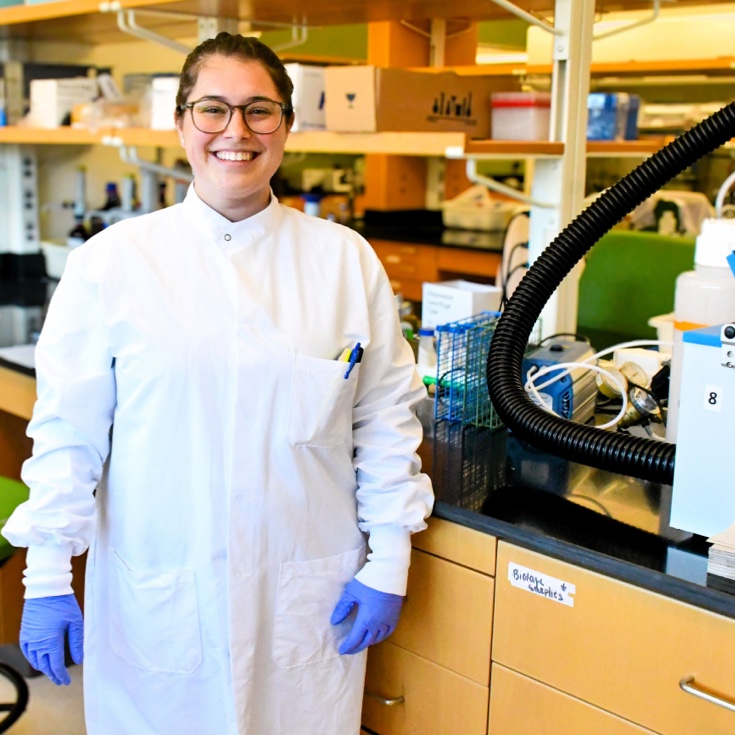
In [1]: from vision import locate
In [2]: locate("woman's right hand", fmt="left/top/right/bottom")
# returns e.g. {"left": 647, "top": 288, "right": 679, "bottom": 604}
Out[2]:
{"left": 19, "top": 594, "right": 84, "bottom": 686}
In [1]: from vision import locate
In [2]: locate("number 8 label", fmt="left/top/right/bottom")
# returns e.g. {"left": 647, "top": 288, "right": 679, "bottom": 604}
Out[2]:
{"left": 704, "top": 384, "right": 722, "bottom": 413}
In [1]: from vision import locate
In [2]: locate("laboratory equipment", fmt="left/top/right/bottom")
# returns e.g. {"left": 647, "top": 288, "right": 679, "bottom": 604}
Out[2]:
{"left": 667, "top": 218, "right": 735, "bottom": 442}
{"left": 0, "top": 146, "right": 39, "bottom": 255}
{"left": 488, "top": 101, "right": 735, "bottom": 485}
{"left": 522, "top": 338, "right": 597, "bottom": 424}
{"left": 670, "top": 324, "right": 735, "bottom": 536}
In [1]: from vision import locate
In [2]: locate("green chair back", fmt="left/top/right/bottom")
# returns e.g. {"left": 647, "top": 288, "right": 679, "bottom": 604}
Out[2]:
{"left": 0, "top": 478, "right": 29, "bottom": 562}
{"left": 577, "top": 230, "right": 696, "bottom": 352}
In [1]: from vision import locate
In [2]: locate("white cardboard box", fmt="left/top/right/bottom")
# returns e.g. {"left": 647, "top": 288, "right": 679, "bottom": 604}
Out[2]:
{"left": 422, "top": 280, "right": 502, "bottom": 329}
{"left": 150, "top": 75, "right": 179, "bottom": 130}
{"left": 285, "top": 63, "right": 325, "bottom": 132}
{"left": 29, "top": 77, "right": 99, "bottom": 128}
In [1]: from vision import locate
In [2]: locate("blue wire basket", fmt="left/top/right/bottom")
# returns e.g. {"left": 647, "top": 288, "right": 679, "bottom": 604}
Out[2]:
{"left": 433, "top": 311, "right": 540, "bottom": 428}
{"left": 434, "top": 311, "right": 502, "bottom": 428}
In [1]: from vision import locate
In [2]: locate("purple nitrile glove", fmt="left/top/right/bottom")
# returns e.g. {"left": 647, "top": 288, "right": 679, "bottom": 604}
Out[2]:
{"left": 330, "top": 578, "right": 404, "bottom": 655}
{"left": 20, "top": 594, "right": 84, "bottom": 686}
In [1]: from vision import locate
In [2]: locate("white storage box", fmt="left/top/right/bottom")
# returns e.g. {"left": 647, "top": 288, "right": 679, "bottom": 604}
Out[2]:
{"left": 491, "top": 91, "right": 551, "bottom": 141}
{"left": 648, "top": 312, "right": 674, "bottom": 354}
{"left": 422, "top": 279, "right": 502, "bottom": 329}
{"left": 150, "top": 75, "right": 179, "bottom": 130}
{"left": 442, "top": 184, "right": 519, "bottom": 231}
{"left": 285, "top": 63, "right": 325, "bottom": 132}
{"left": 29, "top": 77, "right": 99, "bottom": 128}
{"left": 40, "top": 240, "right": 72, "bottom": 279}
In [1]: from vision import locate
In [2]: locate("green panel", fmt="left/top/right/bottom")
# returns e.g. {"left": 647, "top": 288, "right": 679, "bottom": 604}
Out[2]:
{"left": 0, "top": 476, "right": 29, "bottom": 559}
{"left": 477, "top": 19, "right": 529, "bottom": 49}
{"left": 261, "top": 24, "right": 367, "bottom": 62}
{"left": 577, "top": 230, "right": 695, "bottom": 351}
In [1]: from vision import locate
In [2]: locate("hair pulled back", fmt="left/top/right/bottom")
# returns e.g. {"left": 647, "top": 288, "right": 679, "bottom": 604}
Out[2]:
{"left": 175, "top": 33, "right": 294, "bottom": 121}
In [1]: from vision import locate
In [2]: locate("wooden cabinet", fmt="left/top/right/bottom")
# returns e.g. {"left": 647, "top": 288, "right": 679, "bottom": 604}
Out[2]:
{"left": 488, "top": 664, "right": 657, "bottom": 735}
{"left": 492, "top": 542, "right": 735, "bottom": 735}
{"left": 362, "top": 517, "right": 496, "bottom": 735}
{"left": 370, "top": 240, "right": 439, "bottom": 301}
{"left": 369, "top": 239, "right": 501, "bottom": 301}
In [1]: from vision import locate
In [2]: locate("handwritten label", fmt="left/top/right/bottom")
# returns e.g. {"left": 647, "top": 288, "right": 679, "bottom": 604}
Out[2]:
{"left": 508, "top": 562, "right": 576, "bottom": 607}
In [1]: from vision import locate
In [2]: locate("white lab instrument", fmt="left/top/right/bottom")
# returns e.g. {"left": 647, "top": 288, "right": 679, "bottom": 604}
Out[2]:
{"left": 667, "top": 218, "right": 735, "bottom": 441}
{"left": 670, "top": 324, "right": 735, "bottom": 537}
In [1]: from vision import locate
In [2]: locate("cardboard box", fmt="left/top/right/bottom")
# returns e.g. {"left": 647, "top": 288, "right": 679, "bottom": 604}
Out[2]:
{"left": 285, "top": 63, "right": 325, "bottom": 132}
{"left": 150, "top": 74, "right": 179, "bottom": 130}
{"left": 324, "top": 66, "right": 517, "bottom": 136}
{"left": 422, "top": 280, "right": 502, "bottom": 329}
{"left": 29, "top": 77, "right": 99, "bottom": 128}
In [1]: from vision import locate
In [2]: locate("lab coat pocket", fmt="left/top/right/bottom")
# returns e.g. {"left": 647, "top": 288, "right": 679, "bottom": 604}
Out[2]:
{"left": 288, "top": 354, "right": 360, "bottom": 447}
{"left": 272, "top": 546, "right": 365, "bottom": 668}
{"left": 109, "top": 550, "right": 202, "bottom": 674}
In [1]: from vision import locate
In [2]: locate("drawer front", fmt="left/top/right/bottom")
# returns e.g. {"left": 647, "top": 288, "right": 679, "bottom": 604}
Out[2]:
{"left": 413, "top": 517, "right": 497, "bottom": 575}
{"left": 488, "top": 663, "right": 656, "bottom": 735}
{"left": 363, "top": 641, "right": 489, "bottom": 735}
{"left": 437, "top": 248, "right": 500, "bottom": 279}
{"left": 494, "top": 542, "right": 735, "bottom": 735}
{"left": 392, "top": 547, "right": 494, "bottom": 684}
{"left": 371, "top": 240, "right": 438, "bottom": 282}
{"left": 0, "top": 366, "right": 35, "bottom": 420}
{"left": 387, "top": 277, "right": 423, "bottom": 302}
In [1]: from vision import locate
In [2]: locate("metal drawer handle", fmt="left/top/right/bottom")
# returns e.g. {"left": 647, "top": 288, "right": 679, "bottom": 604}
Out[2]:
{"left": 680, "top": 675, "right": 735, "bottom": 713}
{"left": 364, "top": 689, "right": 405, "bottom": 707}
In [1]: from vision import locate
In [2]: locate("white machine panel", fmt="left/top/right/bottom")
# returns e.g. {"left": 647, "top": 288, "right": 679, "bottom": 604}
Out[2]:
{"left": 670, "top": 324, "right": 735, "bottom": 536}
{"left": 0, "top": 145, "right": 40, "bottom": 254}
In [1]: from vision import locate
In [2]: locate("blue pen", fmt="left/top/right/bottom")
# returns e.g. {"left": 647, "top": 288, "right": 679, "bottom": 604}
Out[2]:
{"left": 344, "top": 342, "right": 362, "bottom": 379}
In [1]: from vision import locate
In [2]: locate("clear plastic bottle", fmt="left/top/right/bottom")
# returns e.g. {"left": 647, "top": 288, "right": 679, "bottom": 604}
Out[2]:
{"left": 667, "top": 218, "right": 735, "bottom": 441}
{"left": 417, "top": 327, "right": 437, "bottom": 381}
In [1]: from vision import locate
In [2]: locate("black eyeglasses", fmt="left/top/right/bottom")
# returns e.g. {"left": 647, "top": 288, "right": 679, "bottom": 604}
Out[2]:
{"left": 180, "top": 97, "right": 292, "bottom": 135}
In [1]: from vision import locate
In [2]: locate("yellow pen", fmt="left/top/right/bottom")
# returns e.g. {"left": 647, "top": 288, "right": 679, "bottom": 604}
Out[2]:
{"left": 337, "top": 347, "right": 351, "bottom": 362}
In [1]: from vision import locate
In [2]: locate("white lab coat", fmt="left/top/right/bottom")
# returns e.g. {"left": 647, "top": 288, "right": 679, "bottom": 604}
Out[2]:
{"left": 3, "top": 188, "right": 433, "bottom": 735}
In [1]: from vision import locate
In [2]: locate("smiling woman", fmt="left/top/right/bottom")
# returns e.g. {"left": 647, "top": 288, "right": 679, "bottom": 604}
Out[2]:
{"left": 2, "top": 30, "right": 434, "bottom": 735}
{"left": 174, "top": 48, "right": 293, "bottom": 221}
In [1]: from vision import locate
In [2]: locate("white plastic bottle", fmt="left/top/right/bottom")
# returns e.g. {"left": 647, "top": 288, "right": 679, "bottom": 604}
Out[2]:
{"left": 667, "top": 218, "right": 735, "bottom": 441}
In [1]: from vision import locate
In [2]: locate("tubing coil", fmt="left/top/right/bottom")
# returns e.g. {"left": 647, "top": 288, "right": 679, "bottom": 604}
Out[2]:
{"left": 487, "top": 102, "right": 735, "bottom": 485}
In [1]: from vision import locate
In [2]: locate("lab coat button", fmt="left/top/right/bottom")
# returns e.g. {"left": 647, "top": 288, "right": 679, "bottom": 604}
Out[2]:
{"left": 224, "top": 234, "right": 232, "bottom": 241}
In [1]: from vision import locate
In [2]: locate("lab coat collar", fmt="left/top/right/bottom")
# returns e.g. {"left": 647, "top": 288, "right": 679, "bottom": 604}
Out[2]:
{"left": 181, "top": 184, "right": 283, "bottom": 253}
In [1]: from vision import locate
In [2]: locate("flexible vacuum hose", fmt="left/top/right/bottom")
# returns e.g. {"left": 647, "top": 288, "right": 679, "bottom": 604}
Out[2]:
{"left": 487, "top": 102, "right": 735, "bottom": 486}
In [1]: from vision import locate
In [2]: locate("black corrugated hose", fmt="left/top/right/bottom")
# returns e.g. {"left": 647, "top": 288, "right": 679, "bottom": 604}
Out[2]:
{"left": 487, "top": 102, "right": 735, "bottom": 486}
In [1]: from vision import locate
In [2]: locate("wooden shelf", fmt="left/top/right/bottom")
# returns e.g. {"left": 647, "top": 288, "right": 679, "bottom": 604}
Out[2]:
{"left": 1, "top": 0, "right": 733, "bottom": 43}
{"left": 0, "top": 126, "right": 101, "bottom": 144}
{"left": 0, "top": 125, "right": 675, "bottom": 158}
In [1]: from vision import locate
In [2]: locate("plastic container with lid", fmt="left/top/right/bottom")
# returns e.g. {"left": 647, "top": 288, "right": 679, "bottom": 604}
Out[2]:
{"left": 667, "top": 218, "right": 735, "bottom": 441}
{"left": 490, "top": 92, "right": 551, "bottom": 141}
{"left": 416, "top": 327, "right": 437, "bottom": 382}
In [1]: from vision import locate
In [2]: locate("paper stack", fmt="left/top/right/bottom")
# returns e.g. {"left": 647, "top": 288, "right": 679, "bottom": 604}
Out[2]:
{"left": 707, "top": 522, "right": 735, "bottom": 580}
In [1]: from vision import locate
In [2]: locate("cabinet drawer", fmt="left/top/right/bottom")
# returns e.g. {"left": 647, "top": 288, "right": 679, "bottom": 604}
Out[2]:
{"left": 363, "top": 641, "right": 489, "bottom": 735}
{"left": 488, "top": 663, "right": 656, "bottom": 734}
{"left": 391, "top": 547, "right": 494, "bottom": 684}
{"left": 494, "top": 542, "right": 735, "bottom": 735}
{"left": 413, "top": 517, "right": 496, "bottom": 576}
{"left": 437, "top": 248, "right": 500, "bottom": 279}
{"left": 370, "top": 240, "right": 438, "bottom": 282}
{"left": 386, "top": 277, "right": 423, "bottom": 302}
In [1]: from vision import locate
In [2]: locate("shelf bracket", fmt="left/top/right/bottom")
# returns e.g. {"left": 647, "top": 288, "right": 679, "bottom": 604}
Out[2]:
{"left": 593, "top": 0, "right": 660, "bottom": 41}
{"left": 486, "top": 0, "right": 562, "bottom": 36}
{"left": 465, "top": 159, "right": 554, "bottom": 209}
{"left": 268, "top": 19, "right": 309, "bottom": 54}
{"left": 101, "top": 137, "right": 193, "bottom": 183}
{"left": 113, "top": 9, "right": 192, "bottom": 55}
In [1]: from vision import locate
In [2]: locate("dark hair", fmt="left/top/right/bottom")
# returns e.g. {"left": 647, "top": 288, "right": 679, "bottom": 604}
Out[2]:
{"left": 175, "top": 33, "right": 294, "bottom": 122}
